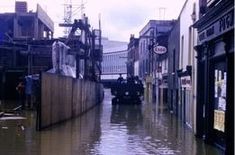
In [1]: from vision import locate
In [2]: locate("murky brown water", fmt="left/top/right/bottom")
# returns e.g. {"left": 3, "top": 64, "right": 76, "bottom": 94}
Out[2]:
{"left": 0, "top": 89, "right": 223, "bottom": 155}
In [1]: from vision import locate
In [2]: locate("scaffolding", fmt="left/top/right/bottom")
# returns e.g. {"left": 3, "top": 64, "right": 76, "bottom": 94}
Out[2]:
{"left": 59, "top": 14, "right": 102, "bottom": 81}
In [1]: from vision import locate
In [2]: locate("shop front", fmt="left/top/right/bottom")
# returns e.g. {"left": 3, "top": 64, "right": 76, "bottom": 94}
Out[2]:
{"left": 194, "top": 1, "right": 234, "bottom": 154}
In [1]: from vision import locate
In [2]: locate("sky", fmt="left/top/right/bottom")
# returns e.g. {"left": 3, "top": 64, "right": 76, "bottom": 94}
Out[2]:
{"left": 0, "top": 0, "right": 186, "bottom": 42}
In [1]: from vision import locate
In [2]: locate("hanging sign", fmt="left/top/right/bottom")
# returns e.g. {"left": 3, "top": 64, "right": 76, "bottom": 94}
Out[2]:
{"left": 153, "top": 45, "right": 167, "bottom": 54}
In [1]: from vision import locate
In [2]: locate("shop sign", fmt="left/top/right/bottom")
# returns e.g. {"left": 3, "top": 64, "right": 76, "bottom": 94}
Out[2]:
{"left": 153, "top": 45, "right": 167, "bottom": 54}
{"left": 181, "top": 76, "right": 191, "bottom": 88}
{"left": 198, "top": 9, "right": 234, "bottom": 44}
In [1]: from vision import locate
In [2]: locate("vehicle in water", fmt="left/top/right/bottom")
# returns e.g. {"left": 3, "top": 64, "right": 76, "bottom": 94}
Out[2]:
{"left": 111, "top": 76, "right": 144, "bottom": 104}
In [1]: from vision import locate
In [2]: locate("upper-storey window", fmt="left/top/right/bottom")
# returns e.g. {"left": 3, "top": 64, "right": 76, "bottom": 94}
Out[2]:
{"left": 207, "top": 0, "right": 222, "bottom": 8}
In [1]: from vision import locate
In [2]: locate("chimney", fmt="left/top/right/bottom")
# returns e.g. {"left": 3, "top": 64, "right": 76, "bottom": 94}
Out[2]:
{"left": 15, "top": 1, "right": 28, "bottom": 13}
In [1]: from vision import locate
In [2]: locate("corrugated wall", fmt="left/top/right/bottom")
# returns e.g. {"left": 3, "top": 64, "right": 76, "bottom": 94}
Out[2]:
{"left": 38, "top": 72, "right": 103, "bottom": 130}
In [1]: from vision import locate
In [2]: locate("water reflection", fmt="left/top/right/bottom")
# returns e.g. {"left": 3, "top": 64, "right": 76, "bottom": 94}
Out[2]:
{"left": 91, "top": 90, "right": 223, "bottom": 155}
{"left": 111, "top": 104, "right": 143, "bottom": 128}
{"left": 0, "top": 105, "right": 102, "bottom": 155}
{"left": 0, "top": 89, "right": 223, "bottom": 155}
{"left": 39, "top": 105, "right": 101, "bottom": 155}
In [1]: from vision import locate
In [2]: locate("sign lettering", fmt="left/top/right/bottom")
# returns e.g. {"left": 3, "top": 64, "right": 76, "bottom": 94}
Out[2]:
{"left": 153, "top": 45, "right": 167, "bottom": 54}
{"left": 198, "top": 10, "right": 234, "bottom": 44}
{"left": 219, "top": 12, "right": 233, "bottom": 32}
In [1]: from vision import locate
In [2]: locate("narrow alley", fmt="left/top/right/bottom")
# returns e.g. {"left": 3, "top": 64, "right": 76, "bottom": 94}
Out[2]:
{"left": 0, "top": 89, "right": 223, "bottom": 155}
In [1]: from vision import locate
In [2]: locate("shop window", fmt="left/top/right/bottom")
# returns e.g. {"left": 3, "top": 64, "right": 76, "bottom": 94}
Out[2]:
{"left": 213, "top": 62, "right": 226, "bottom": 132}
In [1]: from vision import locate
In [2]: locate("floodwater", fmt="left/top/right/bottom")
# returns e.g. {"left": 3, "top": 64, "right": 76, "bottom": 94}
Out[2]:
{"left": 0, "top": 89, "right": 223, "bottom": 155}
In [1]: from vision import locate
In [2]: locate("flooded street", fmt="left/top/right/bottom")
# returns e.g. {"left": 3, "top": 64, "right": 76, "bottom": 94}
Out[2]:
{"left": 0, "top": 89, "right": 223, "bottom": 155}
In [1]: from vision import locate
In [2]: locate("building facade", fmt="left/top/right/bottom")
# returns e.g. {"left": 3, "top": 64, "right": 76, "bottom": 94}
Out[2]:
{"left": 167, "top": 18, "right": 180, "bottom": 114}
{"left": 0, "top": 2, "right": 54, "bottom": 100}
{"left": 139, "top": 20, "right": 173, "bottom": 79}
{"left": 178, "top": 0, "right": 199, "bottom": 132}
{"left": 138, "top": 20, "right": 174, "bottom": 103}
{"left": 194, "top": 0, "right": 234, "bottom": 153}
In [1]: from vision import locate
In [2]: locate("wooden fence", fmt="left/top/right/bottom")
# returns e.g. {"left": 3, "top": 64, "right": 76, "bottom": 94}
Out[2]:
{"left": 38, "top": 72, "right": 103, "bottom": 130}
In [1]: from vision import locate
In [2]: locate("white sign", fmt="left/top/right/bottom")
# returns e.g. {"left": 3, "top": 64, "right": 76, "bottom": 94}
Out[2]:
{"left": 181, "top": 76, "right": 191, "bottom": 88}
{"left": 153, "top": 45, "right": 167, "bottom": 54}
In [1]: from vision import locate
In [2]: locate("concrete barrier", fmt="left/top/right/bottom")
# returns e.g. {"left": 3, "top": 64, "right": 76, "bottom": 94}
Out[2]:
{"left": 38, "top": 72, "right": 103, "bottom": 130}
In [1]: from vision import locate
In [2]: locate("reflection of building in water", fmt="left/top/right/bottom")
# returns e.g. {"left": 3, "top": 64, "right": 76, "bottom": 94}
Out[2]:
{"left": 110, "top": 105, "right": 143, "bottom": 132}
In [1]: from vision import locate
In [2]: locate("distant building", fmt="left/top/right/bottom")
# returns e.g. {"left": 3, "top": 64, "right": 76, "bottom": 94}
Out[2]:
{"left": 101, "top": 38, "right": 128, "bottom": 87}
{"left": 0, "top": 1, "right": 54, "bottom": 41}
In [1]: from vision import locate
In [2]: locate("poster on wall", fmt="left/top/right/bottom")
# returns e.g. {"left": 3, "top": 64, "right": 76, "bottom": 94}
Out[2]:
{"left": 214, "top": 69, "right": 226, "bottom": 132}
{"left": 214, "top": 110, "right": 225, "bottom": 132}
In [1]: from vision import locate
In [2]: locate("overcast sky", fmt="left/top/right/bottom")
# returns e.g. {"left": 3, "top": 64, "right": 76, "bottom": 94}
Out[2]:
{"left": 0, "top": 0, "right": 186, "bottom": 42}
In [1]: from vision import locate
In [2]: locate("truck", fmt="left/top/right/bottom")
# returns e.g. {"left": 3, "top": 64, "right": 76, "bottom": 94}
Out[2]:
{"left": 111, "top": 77, "right": 144, "bottom": 104}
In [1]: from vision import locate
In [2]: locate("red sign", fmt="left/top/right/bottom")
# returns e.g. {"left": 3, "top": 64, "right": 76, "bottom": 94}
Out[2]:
{"left": 153, "top": 45, "right": 167, "bottom": 54}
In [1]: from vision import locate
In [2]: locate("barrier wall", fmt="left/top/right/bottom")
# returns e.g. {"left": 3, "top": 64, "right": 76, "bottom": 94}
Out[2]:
{"left": 38, "top": 72, "right": 103, "bottom": 129}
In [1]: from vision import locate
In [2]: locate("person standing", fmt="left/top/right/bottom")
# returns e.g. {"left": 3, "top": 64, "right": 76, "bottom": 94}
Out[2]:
{"left": 16, "top": 81, "right": 25, "bottom": 109}
{"left": 117, "top": 74, "right": 124, "bottom": 83}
